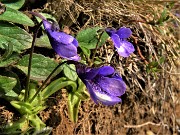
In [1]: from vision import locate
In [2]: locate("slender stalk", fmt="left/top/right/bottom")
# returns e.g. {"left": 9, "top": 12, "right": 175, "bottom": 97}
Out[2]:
{"left": 90, "top": 31, "right": 104, "bottom": 66}
{"left": 29, "top": 61, "right": 67, "bottom": 103}
{"left": 28, "top": 11, "right": 46, "bottom": 20}
{"left": 24, "top": 22, "right": 43, "bottom": 102}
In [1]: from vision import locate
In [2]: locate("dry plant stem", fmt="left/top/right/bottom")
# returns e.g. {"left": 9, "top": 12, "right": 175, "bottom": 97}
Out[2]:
{"left": 24, "top": 22, "right": 43, "bottom": 102}
{"left": 131, "top": 35, "right": 149, "bottom": 64}
{"left": 28, "top": 11, "right": 46, "bottom": 20}
{"left": 137, "top": 46, "right": 149, "bottom": 65}
{"left": 90, "top": 31, "right": 104, "bottom": 66}
{"left": 124, "top": 122, "right": 162, "bottom": 128}
{"left": 29, "top": 61, "right": 67, "bottom": 103}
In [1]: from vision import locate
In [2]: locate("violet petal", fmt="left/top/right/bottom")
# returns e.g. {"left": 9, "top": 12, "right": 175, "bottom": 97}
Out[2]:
{"left": 48, "top": 31, "right": 74, "bottom": 45}
{"left": 72, "top": 38, "right": 79, "bottom": 47}
{"left": 98, "top": 66, "right": 114, "bottom": 76}
{"left": 117, "top": 40, "right": 135, "bottom": 57}
{"left": 43, "top": 20, "right": 52, "bottom": 30}
{"left": 84, "top": 68, "right": 100, "bottom": 80}
{"left": 112, "top": 73, "right": 123, "bottom": 81}
{"left": 85, "top": 80, "right": 121, "bottom": 105}
{"left": 84, "top": 80, "right": 98, "bottom": 104}
{"left": 52, "top": 42, "right": 78, "bottom": 58}
{"left": 94, "top": 90, "right": 122, "bottom": 105}
{"left": 116, "top": 27, "right": 132, "bottom": 38}
{"left": 111, "top": 34, "right": 121, "bottom": 48}
{"left": 105, "top": 28, "right": 116, "bottom": 36}
{"left": 68, "top": 55, "right": 81, "bottom": 61}
{"left": 97, "top": 76, "right": 126, "bottom": 96}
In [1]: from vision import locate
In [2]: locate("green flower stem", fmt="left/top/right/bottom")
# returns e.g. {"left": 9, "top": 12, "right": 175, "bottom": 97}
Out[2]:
{"left": 29, "top": 61, "right": 67, "bottom": 103}
{"left": 90, "top": 31, "right": 104, "bottom": 66}
{"left": 24, "top": 22, "right": 42, "bottom": 102}
{"left": 68, "top": 93, "right": 81, "bottom": 122}
{"left": 41, "top": 78, "right": 77, "bottom": 100}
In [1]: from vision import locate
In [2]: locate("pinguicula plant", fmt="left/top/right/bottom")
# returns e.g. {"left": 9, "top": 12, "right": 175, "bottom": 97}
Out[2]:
{"left": 0, "top": 1, "right": 135, "bottom": 134}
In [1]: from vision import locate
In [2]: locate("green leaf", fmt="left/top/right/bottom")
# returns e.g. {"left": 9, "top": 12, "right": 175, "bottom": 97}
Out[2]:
{"left": 63, "top": 64, "right": 78, "bottom": 81}
{"left": 5, "top": 90, "right": 18, "bottom": 100}
{"left": 0, "top": 21, "right": 32, "bottom": 52}
{"left": 76, "top": 27, "right": 108, "bottom": 49}
{"left": 0, "top": 42, "right": 13, "bottom": 60}
{"left": 68, "top": 93, "right": 81, "bottom": 122}
{"left": 2, "top": 0, "right": 25, "bottom": 9}
{"left": 0, "top": 75, "right": 17, "bottom": 96}
{"left": 0, "top": 6, "right": 34, "bottom": 26}
{"left": 79, "top": 45, "right": 91, "bottom": 58}
{"left": 11, "top": 101, "right": 33, "bottom": 115}
{"left": 0, "top": 70, "right": 21, "bottom": 94}
{"left": 28, "top": 115, "right": 46, "bottom": 131}
{"left": 0, "top": 53, "right": 20, "bottom": 67}
{"left": 28, "top": 83, "right": 44, "bottom": 107}
{"left": 0, "top": 70, "right": 20, "bottom": 100}
{"left": 35, "top": 35, "right": 52, "bottom": 49}
{"left": 16, "top": 53, "right": 59, "bottom": 81}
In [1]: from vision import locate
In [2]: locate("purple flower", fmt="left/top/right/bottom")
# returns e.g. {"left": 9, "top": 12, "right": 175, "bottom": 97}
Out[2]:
{"left": 42, "top": 20, "right": 80, "bottom": 61}
{"left": 106, "top": 27, "right": 135, "bottom": 57}
{"left": 74, "top": 62, "right": 126, "bottom": 105}
{"left": 29, "top": 12, "right": 80, "bottom": 61}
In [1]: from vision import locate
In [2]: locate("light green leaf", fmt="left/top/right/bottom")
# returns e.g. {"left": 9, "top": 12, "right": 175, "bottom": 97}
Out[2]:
{"left": 0, "top": 22, "right": 32, "bottom": 52}
{"left": 11, "top": 101, "right": 33, "bottom": 115}
{"left": 76, "top": 27, "right": 108, "bottom": 49}
{"left": 0, "top": 41, "right": 13, "bottom": 60}
{"left": 2, "top": 0, "right": 25, "bottom": 9}
{"left": 35, "top": 35, "right": 52, "bottom": 49}
{"left": 0, "top": 53, "right": 20, "bottom": 67}
{"left": 5, "top": 90, "right": 18, "bottom": 99}
{"left": 16, "top": 53, "right": 59, "bottom": 81}
{"left": 0, "top": 75, "right": 17, "bottom": 96}
{"left": 79, "top": 45, "right": 91, "bottom": 58}
{"left": 28, "top": 115, "right": 46, "bottom": 131}
{"left": 0, "top": 70, "right": 21, "bottom": 94}
{"left": 63, "top": 64, "right": 78, "bottom": 81}
{"left": 0, "top": 6, "right": 34, "bottom": 26}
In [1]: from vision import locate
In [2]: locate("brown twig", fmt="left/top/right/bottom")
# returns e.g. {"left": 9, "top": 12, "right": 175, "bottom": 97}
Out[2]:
{"left": 131, "top": 35, "right": 149, "bottom": 65}
{"left": 124, "top": 122, "right": 162, "bottom": 128}
{"left": 137, "top": 46, "right": 149, "bottom": 65}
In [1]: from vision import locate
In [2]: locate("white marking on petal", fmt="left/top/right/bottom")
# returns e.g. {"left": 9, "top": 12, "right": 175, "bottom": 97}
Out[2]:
{"left": 117, "top": 45, "right": 125, "bottom": 53}
{"left": 95, "top": 91, "right": 114, "bottom": 102}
